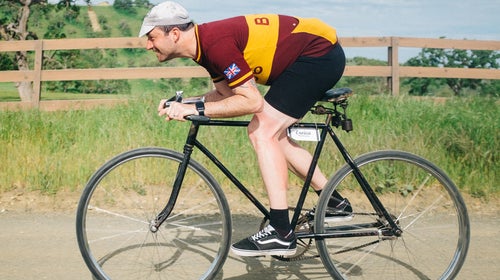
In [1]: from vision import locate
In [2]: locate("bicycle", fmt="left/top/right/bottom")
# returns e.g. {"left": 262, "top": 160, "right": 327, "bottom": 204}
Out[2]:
{"left": 76, "top": 88, "right": 470, "bottom": 279}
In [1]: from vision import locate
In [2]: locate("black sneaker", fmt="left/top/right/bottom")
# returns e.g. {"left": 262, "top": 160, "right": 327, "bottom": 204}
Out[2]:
{"left": 310, "top": 198, "right": 354, "bottom": 222}
{"left": 230, "top": 225, "right": 297, "bottom": 257}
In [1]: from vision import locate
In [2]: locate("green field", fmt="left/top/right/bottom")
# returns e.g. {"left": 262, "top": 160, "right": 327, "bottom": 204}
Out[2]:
{"left": 1, "top": 88, "right": 498, "bottom": 199}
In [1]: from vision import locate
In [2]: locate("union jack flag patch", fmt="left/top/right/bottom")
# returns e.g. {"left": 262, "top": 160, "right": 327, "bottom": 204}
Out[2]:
{"left": 224, "top": 63, "right": 241, "bottom": 80}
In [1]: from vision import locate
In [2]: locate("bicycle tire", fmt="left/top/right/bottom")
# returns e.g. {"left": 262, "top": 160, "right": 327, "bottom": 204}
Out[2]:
{"left": 315, "top": 150, "right": 470, "bottom": 280}
{"left": 76, "top": 147, "right": 231, "bottom": 279}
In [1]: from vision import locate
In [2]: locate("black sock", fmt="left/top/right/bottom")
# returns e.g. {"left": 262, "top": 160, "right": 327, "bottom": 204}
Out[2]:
{"left": 269, "top": 209, "right": 292, "bottom": 237}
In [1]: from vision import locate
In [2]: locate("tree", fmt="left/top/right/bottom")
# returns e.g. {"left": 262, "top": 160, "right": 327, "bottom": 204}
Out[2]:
{"left": 113, "top": 0, "right": 136, "bottom": 15}
{"left": 404, "top": 42, "right": 500, "bottom": 96}
{"left": 135, "top": 0, "right": 152, "bottom": 8}
{"left": 0, "top": 0, "right": 79, "bottom": 101}
{"left": 113, "top": 0, "right": 152, "bottom": 15}
{"left": 1, "top": 0, "right": 42, "bottom": 102}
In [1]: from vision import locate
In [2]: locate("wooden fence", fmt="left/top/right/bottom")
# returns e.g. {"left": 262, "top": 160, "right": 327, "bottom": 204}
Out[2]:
{"left": 0, "top": 36, "right": 499, "bottom": 110}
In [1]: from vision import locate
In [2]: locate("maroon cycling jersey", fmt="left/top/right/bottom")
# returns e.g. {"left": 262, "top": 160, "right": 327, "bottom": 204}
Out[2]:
{"left": 193, "top": 14, "right": 338, "bottom": 88}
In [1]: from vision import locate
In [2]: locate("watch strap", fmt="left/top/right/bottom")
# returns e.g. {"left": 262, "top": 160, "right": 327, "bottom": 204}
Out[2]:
{"left": 195, "top": 101, "right": 205, "bottom": 116}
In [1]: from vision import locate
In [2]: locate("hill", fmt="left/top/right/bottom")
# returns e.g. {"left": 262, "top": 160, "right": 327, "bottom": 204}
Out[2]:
{"left": 27, "top": 5, "right": 149, "bottom": 39}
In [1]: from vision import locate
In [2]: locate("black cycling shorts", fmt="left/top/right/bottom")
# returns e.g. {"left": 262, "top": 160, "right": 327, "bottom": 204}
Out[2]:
{"left": 264, "top": 43, "right": 346, "bottom": 119}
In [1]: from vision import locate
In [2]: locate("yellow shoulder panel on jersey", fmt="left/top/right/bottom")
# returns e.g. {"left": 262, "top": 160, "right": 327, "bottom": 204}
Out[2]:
{"left": 292, "top": 18, "right": 338, "bottom": 44}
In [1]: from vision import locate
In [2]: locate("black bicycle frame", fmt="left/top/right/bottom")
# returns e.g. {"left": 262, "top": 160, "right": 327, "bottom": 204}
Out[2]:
{"left": 152, "top": 115, "right": 402, "bottom": 238}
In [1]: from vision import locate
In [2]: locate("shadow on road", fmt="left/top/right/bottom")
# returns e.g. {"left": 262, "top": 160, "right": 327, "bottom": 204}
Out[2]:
{"left": 222, "top": 254, "right": 329, "bottom": 280}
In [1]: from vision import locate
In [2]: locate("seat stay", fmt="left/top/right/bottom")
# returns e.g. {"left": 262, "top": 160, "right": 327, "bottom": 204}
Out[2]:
{"left": 326, "top": 125, "right": 402, "bottom": 236}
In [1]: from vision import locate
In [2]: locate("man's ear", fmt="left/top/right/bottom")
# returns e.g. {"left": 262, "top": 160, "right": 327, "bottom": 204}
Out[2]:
{"left": 170, "top": 27, "right": 181, "bottom": 43}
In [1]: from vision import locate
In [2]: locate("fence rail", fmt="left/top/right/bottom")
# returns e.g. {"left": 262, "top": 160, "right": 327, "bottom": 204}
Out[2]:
{"left": 0, "top": 36, "right": 499, "bottom": 110}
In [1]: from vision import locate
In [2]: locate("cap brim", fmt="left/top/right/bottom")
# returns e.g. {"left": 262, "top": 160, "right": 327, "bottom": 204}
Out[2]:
{"left": 138, "top": 24, "right": 155, "bottom": 37}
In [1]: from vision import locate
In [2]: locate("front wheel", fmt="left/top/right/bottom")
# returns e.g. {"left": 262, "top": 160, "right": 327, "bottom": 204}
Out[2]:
{"left": 76, "top": 147, "right": 231, "bottom": 279}
{"left": 315, "top": 150, "right": 470, "bottom": 280}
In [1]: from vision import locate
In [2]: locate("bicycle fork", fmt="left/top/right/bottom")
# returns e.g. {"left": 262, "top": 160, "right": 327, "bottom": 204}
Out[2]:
{"left": 150, "top": 121, "right": 201, "bottom": 233}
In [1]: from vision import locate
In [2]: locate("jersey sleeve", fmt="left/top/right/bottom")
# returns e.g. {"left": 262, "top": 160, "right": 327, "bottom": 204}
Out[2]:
{"left": 203, "top": 41, "right": 254, "bottom": 88}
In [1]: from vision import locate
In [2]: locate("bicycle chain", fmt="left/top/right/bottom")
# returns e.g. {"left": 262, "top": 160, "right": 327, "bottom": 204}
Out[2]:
{"left": 262, "top": 211, "right": 385, "bottom": 262}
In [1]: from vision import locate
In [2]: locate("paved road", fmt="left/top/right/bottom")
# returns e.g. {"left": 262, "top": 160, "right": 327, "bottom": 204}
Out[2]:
{"left": 0, "top": 211, "right": 498, "bottom": 279}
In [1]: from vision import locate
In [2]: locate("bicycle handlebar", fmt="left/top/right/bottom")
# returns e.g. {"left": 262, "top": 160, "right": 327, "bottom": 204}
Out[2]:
{"left": 162, "top": 91, "right": 210, "bottom": 123}
{"left": 185, "top": 115, "right": 211, "bottom": 122}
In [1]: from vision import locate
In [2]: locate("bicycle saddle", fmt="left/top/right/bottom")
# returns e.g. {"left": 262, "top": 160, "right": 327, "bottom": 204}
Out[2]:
{"left": 321, "top": 88, "right": 353, "bottom": 102}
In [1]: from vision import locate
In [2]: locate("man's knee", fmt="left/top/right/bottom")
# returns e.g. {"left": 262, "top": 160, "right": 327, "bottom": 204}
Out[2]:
{"left": 248, "top": 124, "right": 267, "bottom": 146}
{"left": 247, "top": 119, "right": 278, "bottom": 147}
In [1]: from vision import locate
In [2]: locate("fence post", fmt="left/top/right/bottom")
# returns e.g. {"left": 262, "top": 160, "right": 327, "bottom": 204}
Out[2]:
{"left": 32, "top": 40, "right": 43, "bottom": 108}
{"left": 387, "top": 37, "right": 400, "bottom": 95}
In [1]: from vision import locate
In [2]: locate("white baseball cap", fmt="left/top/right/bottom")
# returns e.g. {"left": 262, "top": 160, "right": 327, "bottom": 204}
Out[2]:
{"left": 138, "top": 1, "right": 192, "bottom": 37}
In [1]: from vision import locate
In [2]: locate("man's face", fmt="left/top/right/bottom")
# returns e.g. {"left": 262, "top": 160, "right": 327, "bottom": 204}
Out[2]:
{"left": 146, "top": 27, "right": 176, "bottom": 62}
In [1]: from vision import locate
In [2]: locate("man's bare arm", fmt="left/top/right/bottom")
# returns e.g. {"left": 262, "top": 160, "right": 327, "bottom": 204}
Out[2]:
{"left": 158, "top": 78, "right": 263, "bottom": 120}
{"left": 202, "top": 79, "right": 263, "bottom": 118}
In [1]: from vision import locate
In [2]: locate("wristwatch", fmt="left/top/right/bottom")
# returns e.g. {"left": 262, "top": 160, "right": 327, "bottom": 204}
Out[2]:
{"left": 195, "top": 101, "right": 205, "bottom": 116}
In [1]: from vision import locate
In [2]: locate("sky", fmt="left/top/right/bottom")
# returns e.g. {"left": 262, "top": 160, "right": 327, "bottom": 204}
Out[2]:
{"left": 71, "top": 0, "right": 500, "bottom": 61}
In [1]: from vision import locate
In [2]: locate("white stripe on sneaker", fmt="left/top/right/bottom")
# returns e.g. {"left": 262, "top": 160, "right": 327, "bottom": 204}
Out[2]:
{"left": 256, "top": 238, "right": 292, "bottom": 246}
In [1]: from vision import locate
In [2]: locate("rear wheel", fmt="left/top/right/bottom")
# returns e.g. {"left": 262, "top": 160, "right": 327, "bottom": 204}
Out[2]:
{"left": 76, "top": 147, "right": 231, "bottom": 279}
{"left": 315, "top": 150, "right": 469, "bottom": 279}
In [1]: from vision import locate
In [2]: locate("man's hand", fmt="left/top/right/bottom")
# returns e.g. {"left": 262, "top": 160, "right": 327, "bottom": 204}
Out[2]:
{"left": 157, "top": 100, "right": 197, "bottom": 121}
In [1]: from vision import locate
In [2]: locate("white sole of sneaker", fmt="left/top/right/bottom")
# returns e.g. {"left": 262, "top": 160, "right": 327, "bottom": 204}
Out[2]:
{"left": 230, "top": 247, "right": 297, "bottom": 257}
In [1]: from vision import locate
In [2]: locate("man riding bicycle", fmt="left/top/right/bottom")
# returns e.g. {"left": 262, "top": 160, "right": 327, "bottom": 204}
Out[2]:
{"left": 139, "top": 1, "right": 352, "bottom": 256}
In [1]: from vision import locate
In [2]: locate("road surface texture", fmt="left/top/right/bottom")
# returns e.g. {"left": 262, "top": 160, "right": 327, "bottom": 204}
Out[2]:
{"left": 0, "top": 190, "right": 498, "bottom": 279}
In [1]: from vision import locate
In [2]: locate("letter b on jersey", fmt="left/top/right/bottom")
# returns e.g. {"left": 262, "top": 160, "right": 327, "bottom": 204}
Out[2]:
{"left": 254, "top": 17, "right": 270, "bottom": 25}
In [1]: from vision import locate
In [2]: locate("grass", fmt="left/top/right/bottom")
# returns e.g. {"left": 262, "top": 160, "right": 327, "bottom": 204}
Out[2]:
{"left": 345, "top": 95, "right": 499, "bottom": 198}
{"left": 0, "top": 88, "right": 497, "bottom": 199}
{"left": 0, "top": 82, "right": 130, "bottom": 101}
{"left": 0, "top": 83, "right": 17, "bottom": 101}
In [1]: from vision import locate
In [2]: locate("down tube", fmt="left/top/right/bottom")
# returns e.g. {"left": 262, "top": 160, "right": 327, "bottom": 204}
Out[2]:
{"left": 193, "top": 139, "right": 270, "bottom": 218}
